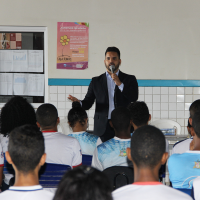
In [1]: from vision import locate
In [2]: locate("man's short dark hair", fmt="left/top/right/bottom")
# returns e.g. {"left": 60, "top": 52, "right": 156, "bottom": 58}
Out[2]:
{"left": 111, "top": 107, "right": 130, "bottom": 132}
{"left": 131, "top": 125, "right": 166, "bottom": 168}
{"left": 8, "top": 124, "right": 44, "bottom": 174}
{"left": 189, "top": 99, "right": 200, "bottom": 119}
{"left": 192, "top": 111, "right": 200, "bottom": 138}
{"left": 127, "top": 101, "right": 149, "bottom": 127}
{"left": 36, "top": 103, "right": 58, "bottom": 128}
{"left": 105, "top": 47, "right": 120, "bottom": 59}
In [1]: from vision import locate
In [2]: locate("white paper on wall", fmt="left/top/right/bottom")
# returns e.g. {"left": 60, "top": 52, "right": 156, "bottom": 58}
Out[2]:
{"left": 13, "top": 50, "right": 28, "bottom": 72}
{"left": 28, "top": 50, "right": 43, "bottom": 72}
{"left": 0, "top": 73, "right": 13, "bottom": 95}
{"left": 0, "top": 50, "right": 13, "bottom": 71}
{"left": 13, "top": 73, "right": 44, "bottom": 96}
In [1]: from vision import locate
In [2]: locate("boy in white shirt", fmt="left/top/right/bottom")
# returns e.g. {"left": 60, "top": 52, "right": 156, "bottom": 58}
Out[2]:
{"left": 0, "top": 124, "right": 53, "bottom": 200}
{"left": 112, "top": 125, "right": 192, "bottom": 200}
{"left": 92, "top": 107, "right": 131, "bottom": 171}
{"left": 36, "top": 103, "right": 82, "bottom": 169}
{"left": 171, "top": 99, "right": 200, "bottom": 154}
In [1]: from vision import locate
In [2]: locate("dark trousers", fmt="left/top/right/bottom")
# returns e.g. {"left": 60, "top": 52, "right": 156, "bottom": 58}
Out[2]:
{"left": 100, "top": 120, "right": 115, "bottom": 142}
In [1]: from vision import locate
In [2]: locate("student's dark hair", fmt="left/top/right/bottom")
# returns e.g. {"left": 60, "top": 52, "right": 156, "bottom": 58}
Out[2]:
{"left": 0, "top": 96, "right": 36, "bottom": 136}
{"left": 36, "top": 103, "right": 58, "bottom": 129}
{"left": 189, "top": 99, "right": 200, "bottom": 119}
{"left": 192, "top": 111, "right": 200, "bottom": 139}
{"left": 131, "top": 125, "right": 166, "bottom": 168}
{"left": 53, "top": 165, "right": 113, "bottom": 200}
{"left": 8, "top": 124, "right": 44, "bottom": 173}
{"left": 68, "top": 102, "right": 87, "bottom": 128}
{"left": 111, "top": 107, "right": 131, "bottom": 132}
{"left": 127, "top": 101, "right": 149, "bottom": 127}
{"left": 105, "top": 47, "right": 120, "bottom": 59}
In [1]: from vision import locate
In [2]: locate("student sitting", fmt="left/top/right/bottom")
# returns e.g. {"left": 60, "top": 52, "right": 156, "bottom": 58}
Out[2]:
{"left": 192, "top": 176, "right": 200, "bottom": 200}
{"left": 36, "top": 103, "right": 82, "bottom": 169}
{"left": 92, "top": 107, "right": 131, "bottom": 171}
{"left": 171, "top": 100, "right": 200, "bottom": 154}
{"left": 168, "top": 110, "right": 200, "bottom": 189}
{"left": 0, "top": 125, "right": 53, "bottom": 200}
{"left": 53, "top": 165, "right": 113, "bottom": 200}
{"left": 0, "top": 96, "right": 37, "bottom": 191}
{"left": 112, "top": 125, "right": 192, "bottom": 200}
{"left": 172, "top": 119, "right": 193, "bottom": 154}
{"left": 68, "top": 102, "right": 102, "bottom": 157}
{"left": 127, "top": 101, "right": 169, "bottom": 152}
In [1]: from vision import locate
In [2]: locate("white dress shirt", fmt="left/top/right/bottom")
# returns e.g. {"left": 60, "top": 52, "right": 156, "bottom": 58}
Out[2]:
{"left": 106, "top": 70, "right": 124, "bottom": 119}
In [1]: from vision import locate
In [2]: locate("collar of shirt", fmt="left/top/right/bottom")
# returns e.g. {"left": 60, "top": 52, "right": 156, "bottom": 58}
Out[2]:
{"left": 106, "top": 70, "right": 119, "bottom": 79}
{"left": 9, "top": 185, "right": 43, "bottom": 191}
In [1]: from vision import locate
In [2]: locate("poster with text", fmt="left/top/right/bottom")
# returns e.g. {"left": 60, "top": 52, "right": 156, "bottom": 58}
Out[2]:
{"left": 57, "top": 22, "right": 89, "bottom": 70}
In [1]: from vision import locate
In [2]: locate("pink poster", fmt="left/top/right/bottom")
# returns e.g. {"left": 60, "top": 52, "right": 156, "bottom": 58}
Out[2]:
{"left": 57, "top": 22, "right": 89, "bottom": 70}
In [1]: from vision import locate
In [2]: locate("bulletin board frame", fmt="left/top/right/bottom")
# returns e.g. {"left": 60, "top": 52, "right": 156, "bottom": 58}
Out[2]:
{"left": 0, "top": 26, "right": 48, "bottom": 109}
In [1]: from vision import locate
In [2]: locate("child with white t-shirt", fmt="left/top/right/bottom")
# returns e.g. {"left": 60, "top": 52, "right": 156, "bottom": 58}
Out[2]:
{"left": 0, "top": 125, "right": 53, "bottom": 200}
{"left": 67, "top": 102, "right": 101, "bottom": 157}
{"left": 0, "top": 96, "right": 37, "bottom": 191}
{"left": 112, "top": 125, "right": 192, "bottom": 200}
{"left": 36, "top": 103, "right": 82, "bottom": 170}
{"left": 92, "top": 107, "right": 131, "bottom": 171}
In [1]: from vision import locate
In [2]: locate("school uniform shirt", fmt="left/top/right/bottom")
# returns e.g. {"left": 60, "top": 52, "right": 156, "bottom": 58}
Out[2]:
{"left": 192, "top": 176, "right": 200, "bottom": 200}
{"left": 42, "top": 131, "right": 82, "bottom": 168}
{"left": 172, "top": 138, "right": 193, "bottom": 154}
{"left": 168, "top": 151, "right": 200, "bottom": 189}
{"left": 0, "top": 134, "right": 12, "bottom": 185}
{"left": 92, "top": 137, "right": 131, "bottom": 171}
{"left": 112, "top": 182, "right": 192, "bottom": 200}
{"left": 0, "top": 185, "right": 54, "bottom": 200}
{"left": 68, "top": 131, "right": 102, "bottom": 156}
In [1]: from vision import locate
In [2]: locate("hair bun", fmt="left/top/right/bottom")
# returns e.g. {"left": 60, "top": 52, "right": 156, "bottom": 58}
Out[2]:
{"left": 72, "top": 101, "right": 81, "bottom": 108}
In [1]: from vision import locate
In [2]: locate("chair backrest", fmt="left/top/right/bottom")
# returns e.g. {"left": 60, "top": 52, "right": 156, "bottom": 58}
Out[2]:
{"left": 150, "top": 119, "right": 181, "bottom": 135}
{"left": 176, "top": 188, "right": 192, "bottom": 196}
{"left": 39, "top": 163, "right": 71, "bottom": 188}
{"left": 103, "top": 166, "right": 134, "bottom": 191}
{"left": 82, "top": 154, "right": 92, "bottom": 166}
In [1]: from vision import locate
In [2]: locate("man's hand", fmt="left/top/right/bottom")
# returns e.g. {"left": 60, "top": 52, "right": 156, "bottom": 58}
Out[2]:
{"left": 111, "top": 73, "right": 122, "bottom": 86}
{"left": 68, "top": 95, "right": 80, "bottom": 102}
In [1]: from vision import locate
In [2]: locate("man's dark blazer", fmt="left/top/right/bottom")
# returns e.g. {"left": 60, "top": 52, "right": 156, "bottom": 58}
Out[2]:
{"left": 81, "top": 70, "right": 138, "bottom": 136}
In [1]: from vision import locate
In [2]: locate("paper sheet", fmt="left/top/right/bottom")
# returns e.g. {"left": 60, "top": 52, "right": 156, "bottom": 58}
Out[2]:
{"left": 0, "top": 73, "right": 13, "bottom": 95}
{"left": 0, "top": 50, "right": 44, "bottom": 72}
{"left": 28, "top": 50, "right": 43, "bottom": 72}
{"left": 13, "top": 74, "right": 44, "bottom": 96}
{"left": 13, "top": 50, "right": 28, "bottom": 72}
{"left": 0, "top": 50, "right": 13, "bottom": 71}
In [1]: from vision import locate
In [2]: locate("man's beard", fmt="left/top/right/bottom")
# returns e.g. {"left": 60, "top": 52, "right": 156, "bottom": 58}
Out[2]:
{"left": 105, "top": 63, "right": 120, "bottom": 72}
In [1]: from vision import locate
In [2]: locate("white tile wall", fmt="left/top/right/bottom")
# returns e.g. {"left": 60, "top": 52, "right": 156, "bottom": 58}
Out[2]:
{"left": 49, "top": 86, "right": 200, "bottom": 135}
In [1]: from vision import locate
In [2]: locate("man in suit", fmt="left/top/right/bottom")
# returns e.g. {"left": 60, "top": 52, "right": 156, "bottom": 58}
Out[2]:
{"left": 68, "top": 47, "right": 138, "bottom": 142}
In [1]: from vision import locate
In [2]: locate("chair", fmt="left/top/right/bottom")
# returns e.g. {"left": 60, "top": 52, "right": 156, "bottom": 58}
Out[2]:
{"left": 150, "top": 119, "right": 181, "bottom": 135}
{"left": 103, "top": 166, "right": 134, "bottom": 191}
{"left": 39, "top": 163, "right": 71, "bottom": 188}
{"left": 82, "top": 154, "right": 92, "bottom": 166}
{"left": 176, "top": 188, "right": 192, "bottom": 196}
